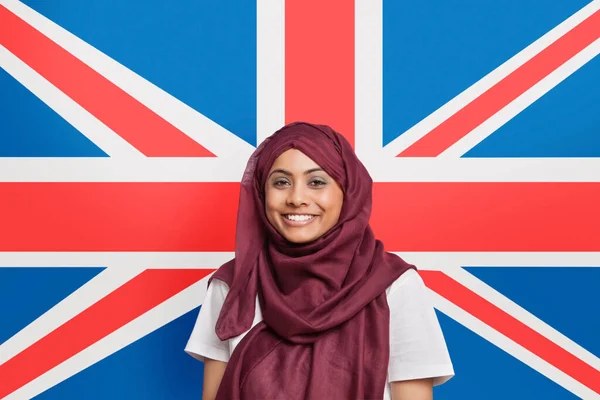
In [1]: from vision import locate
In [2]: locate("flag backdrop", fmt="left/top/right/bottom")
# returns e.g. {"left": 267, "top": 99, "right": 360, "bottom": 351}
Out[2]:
{"left": 0, "top": 0, "right": 599, "bottom": 398}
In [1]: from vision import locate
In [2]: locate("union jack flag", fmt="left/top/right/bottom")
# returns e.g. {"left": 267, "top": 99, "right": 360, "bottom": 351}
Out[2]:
{"left": 0, "top": 0, "right": 599, "bottom": 398}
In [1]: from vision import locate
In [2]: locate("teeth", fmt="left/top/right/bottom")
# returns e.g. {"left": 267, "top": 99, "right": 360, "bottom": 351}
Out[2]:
{"left": 284, "top": 214, "right": 315, "bottom": 222}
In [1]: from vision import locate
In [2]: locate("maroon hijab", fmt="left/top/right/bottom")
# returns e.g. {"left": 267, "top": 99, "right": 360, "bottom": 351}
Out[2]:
{"left": 211, "top": 122, "right": 415, "bottom": 399}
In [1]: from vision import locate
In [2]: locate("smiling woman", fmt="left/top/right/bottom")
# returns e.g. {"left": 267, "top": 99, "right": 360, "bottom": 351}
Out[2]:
{"left": 185, "top": 122, "right": 454, "bottom": 400}
{"left": 265, "top": 149, "right": 344, "bottom": 244}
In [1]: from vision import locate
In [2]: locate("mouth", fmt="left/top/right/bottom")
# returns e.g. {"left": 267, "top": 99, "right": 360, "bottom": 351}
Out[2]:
{"left": 281, "top": 214, "right": 318, "bottom": 227}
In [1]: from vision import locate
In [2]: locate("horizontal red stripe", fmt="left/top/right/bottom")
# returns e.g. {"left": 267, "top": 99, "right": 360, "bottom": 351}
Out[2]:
{"left": 371, "top": 182, "right": 600, "bottom": 251}
{"left": 0, "top": 268, "right": 213, "bottom": 398}
{"left": 0, "top": 182, "right": 599, "bottom": 251}
{"left": 0, "top": 182, "right": 239, "bottom": 251}
{"left": 285, "top": 0, "right": 355, "bottom": 147}
{"left": 399, "top": 9, "right": 600, "bottom": 157}
{"left": 0, "top": 6, "right": 213, "bottom": 157}
{"left": 421, "top": 271, "right": 600, "bottom": 394}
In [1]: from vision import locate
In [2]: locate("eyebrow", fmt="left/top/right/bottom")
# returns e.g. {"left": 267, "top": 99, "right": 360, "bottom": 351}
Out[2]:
{"left": 269, "top": 168, "right": 324, "bottom": 177}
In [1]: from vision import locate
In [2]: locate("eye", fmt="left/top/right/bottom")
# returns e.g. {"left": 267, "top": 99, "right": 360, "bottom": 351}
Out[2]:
{"left": 309, "top": 178, "right": 327, "bottom": 187}
{"left": 273, "top": 178, "right": 290, "bottom": 187}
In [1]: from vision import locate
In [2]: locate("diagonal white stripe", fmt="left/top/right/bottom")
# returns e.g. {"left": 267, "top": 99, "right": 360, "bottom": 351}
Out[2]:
{"left": 445, "top": 267, "right": 600, "bottom": 370}
{"left": 256, "top": 0, "right": 285, "bottom": 145}
{"left": 0, "top": 0, "right": 255, "bottom": 160}
{"left": 429, "top": 280, "right": 598, "bottom": 399}
{"left": 0, "top": 266, "right": 145, "bottom": 366}
{"left": 381, "top": 0, "right": 600, "bottom": 158}
{"left": 440, "top": 39, "right": 600, "bottom": 158}
{"left": 3, "top": 274, "right": 211, "bottom": 399}
{"left": 0, "top": 45, "right": 143, "bottom": 158}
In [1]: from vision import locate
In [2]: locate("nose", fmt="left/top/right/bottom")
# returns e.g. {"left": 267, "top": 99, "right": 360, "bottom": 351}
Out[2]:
{"left": 286, "top": 184, "right": 308, "bottom": 207}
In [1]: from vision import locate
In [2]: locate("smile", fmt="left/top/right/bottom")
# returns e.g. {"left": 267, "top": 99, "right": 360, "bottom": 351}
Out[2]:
{"left": 282, "top": 214, "right": 318, "bottom": 226}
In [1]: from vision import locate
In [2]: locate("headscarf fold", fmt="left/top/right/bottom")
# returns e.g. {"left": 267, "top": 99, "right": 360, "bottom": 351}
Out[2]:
{"left": 211, "top": 122, "right": 415, "bottom": 399}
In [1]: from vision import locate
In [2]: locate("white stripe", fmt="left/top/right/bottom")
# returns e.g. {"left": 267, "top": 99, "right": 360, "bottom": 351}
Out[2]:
{"left": 430, "top": 288, "right": 598, "bottom": 398}
{"left": 0, "top": 266, "right": 145, "bottom": 366}
{"left": 256, "top": 0, "right": 285, "bottom": 145}
{"left": 364, "top": 158, "right": 600, "bottom": 182}
{"left": 4, "top": 275, "right": 211, "bottom": 399}
{"left": 446, "top": 267, "right": 600, "bottom": 370}
{"left": 440, "top": 38, "right": 600, "bottom": 158}
{"left": 395, "top": 252, "right": 600, "bottom": 270}
{"left": 382, "top": 0, "right": 600, "bottom": 158}
{"left": 0, "top": 158, "right": 247, "bottom": 182}
{"left": 0, "top": 45, "right": 143, "bottom": 158}
{"left": 1, "top": 0, "right": 255, "bottom": 159}
{"left": 355, "top": 0, "right": 383, "bottom": 164}
{"left": 0, "top": 252, "right": 598, "bottom": 269}
{"left": 0, "top": 252, "right": 233, "bottom": 268}
{"left": 2, "top": 157, "right": 600, "bottom": 182}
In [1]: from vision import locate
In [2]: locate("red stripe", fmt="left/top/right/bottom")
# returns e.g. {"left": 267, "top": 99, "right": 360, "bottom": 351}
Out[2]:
{"left": 372, "top": 182, "right": 600, "bottom": 251}
{"left": 0, "top": 6, "right": 213, "bottom": 157}
{"left": 285, "top": 0, "right": 355, "bottom": 146}
{"left": 1, "top": 182, "right": 599, "bottom": 251}
{"left": 0, "top": 268, "right": 213, "bottom": 398}
{"left": 421, "top": 271, "right": 600, "bottom": 394}
{"left": 398, "top": 9, "right": 600, "bottom": 157}
{"left": 0, "top": 183, "right": 238, "bottom": 251}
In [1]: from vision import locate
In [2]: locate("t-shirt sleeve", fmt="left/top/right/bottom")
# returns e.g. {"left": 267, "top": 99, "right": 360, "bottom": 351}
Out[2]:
{"left": 387, "top": 269, "right": 455, "bottom": 386}
{"left": 184, "top": 278, "right": 231, "bottom": 363}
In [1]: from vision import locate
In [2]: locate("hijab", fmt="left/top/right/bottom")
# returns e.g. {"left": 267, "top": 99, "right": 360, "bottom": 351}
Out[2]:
{"left": 211, "top": 122, "right": 415, "bottom": 399}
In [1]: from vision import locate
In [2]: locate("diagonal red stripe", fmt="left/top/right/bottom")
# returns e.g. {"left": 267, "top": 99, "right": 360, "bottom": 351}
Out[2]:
{"left": 421, "top": 270, "right": 600, "bottom": 394}
{"left": 285, "top": 0, "right": 355, "bottom": 147}
{"left": 1, "top": 182, "right": 599, "bottom": 251}
{"left": 0, "top": 268, "right": 213, "bottom": 398}
{"left": 0, "top": 6, "right": 213, "bottom": 157}
{"left": 398, "top": 9, "right": 600, "bottom": 157}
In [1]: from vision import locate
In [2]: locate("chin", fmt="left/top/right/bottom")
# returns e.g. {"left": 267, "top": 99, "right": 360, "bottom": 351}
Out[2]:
{"left": 282, "top": 230, "right": 320, "bottom": 244}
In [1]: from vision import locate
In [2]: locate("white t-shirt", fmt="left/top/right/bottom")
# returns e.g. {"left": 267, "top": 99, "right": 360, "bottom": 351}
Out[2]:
{"left": 185, "top": 269, "right": 454, "bottom": 399}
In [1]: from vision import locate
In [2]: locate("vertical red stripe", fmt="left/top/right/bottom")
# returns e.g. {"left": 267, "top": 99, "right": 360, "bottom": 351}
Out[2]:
{"left": 285, "top": 0, "right": 355, "bottom": 146}
{"left": 421, "top": 271, "right": 600, "bottom": 394}
{"left": 0, "top": 269, "right": 213, "bottom": 399}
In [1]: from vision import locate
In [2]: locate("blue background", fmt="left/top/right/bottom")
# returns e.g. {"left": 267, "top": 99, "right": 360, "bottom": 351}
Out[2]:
{"left": 383, "top": 0, "right": 600, "bottom": 156}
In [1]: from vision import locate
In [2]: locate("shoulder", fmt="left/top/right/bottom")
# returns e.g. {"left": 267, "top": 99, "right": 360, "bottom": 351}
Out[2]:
{"left": 386, "top": 268, "right": 423, "bottom": 296}
{"left": 209, "top": 277, "right": 231, "bottom": 299}
{"left": 385, "top": 269, "right": 455, "bottom": 385}
{"left": 386, "top": 268, "right": 433, "bottom": 319}
{"left": 184, "top": 275, "right": 232, "bottom": 363}
{"left": 210, "top": 258, "right": 236, "bottom": 288}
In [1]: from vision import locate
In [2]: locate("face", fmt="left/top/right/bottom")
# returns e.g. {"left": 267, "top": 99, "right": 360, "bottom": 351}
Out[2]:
{"left": 265, "top": 149, "right": 344, "bottom": 244}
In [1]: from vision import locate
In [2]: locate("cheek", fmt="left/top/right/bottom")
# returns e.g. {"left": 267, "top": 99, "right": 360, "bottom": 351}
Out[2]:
{"left": 264, "top": 189, "right": 283, "bottom": 216}
{"left": 319, "top": 189, "right": 344, "bottom": 219}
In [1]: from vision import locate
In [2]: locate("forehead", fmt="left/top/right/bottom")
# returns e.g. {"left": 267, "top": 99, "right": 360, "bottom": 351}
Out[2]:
{"left": 270, "top": 149, "right": 321, "bottom": 171}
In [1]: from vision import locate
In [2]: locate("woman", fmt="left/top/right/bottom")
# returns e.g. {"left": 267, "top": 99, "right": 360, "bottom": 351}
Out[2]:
{"left": 185, "top": 122, "right": 454, "bottom": 399}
